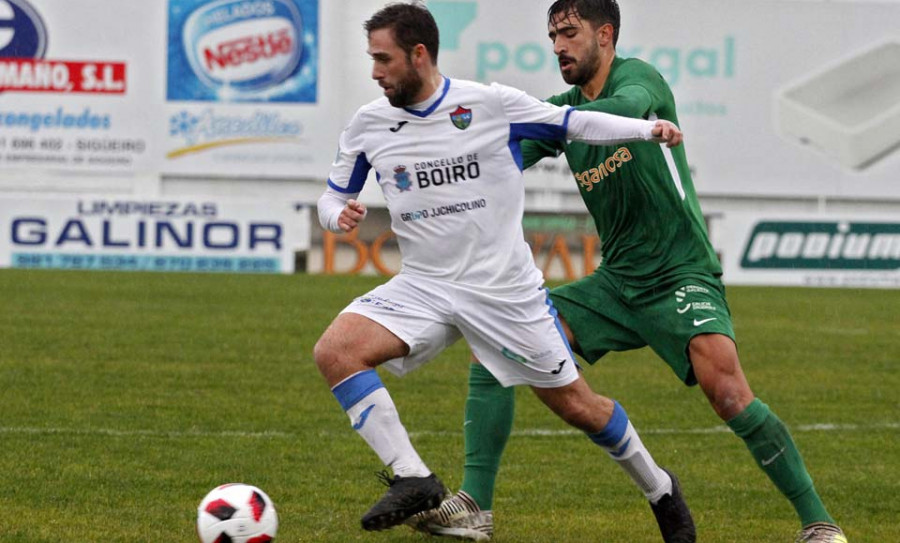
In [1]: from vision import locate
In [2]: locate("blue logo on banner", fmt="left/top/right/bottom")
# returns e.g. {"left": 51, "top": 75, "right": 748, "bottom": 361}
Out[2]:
{"left": 167, "top": 0, "right": 318, "bottom": 103}
{"left": 0, "top": 0, "right": 48, "bottom": 58}
{"left": 168, "top": 108, "right": 301, "bottom": 147}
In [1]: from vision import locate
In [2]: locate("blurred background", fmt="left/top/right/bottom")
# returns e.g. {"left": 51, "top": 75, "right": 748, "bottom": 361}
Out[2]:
{"left": 2, "top": 2, "right": 898, "bottom": 540}
{"left": 1, "top": 0, "right": 899, "bottom": 287}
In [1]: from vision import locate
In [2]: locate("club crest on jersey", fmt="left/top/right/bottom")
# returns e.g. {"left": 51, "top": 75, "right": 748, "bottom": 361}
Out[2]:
{"left": 450, "top": 105, "right": 472, "bottom": 130}
{"left": 392, "top": 165, "right": 413, "bottom": 192}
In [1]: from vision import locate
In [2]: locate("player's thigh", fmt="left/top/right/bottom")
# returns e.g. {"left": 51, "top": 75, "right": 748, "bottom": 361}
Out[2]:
{"left": 317, "top": 311, "right": 409, "bottom": 363}
{"left": 315, "top": 311, "right": 413, "bottom": 385}
{"left": 340, "top": 275, "right": 462, "bottom": 377}
{"left": 638, "top": 274, "right": 736, "bottom": 385}
{"left": 550, "top": 270, "right": 645, "bottom": 363}
{"left": 456, "top": 285, "right": 579, "bottom": 388}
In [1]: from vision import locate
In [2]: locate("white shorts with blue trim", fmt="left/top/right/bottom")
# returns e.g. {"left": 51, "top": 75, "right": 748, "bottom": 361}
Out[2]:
{"left": 340, "top": 273, "right": 578, "bottom": 388}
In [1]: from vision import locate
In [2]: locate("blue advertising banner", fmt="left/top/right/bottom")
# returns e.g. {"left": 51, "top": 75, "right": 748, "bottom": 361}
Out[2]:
{"left": 167, "top": 0, "right": 318, "bottom": 103}
{"left": 162, "top": 0, "right": 335, "bottom": 178}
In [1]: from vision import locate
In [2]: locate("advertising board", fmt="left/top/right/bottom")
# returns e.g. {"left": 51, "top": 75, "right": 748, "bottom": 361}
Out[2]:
{"left": 0, "top": 194, "right": 309, "bottom": 273}
{"left": 164, "top": 0, "right": 342, "bottom": 178}
{"left": 338, "top": 0, "right": 900, "bottom": 202}
{"left": 0, "top": 0, "right": 160, "bottom": 173}
{"left": 718, "top": 213, "right": 900, "bottom": 288}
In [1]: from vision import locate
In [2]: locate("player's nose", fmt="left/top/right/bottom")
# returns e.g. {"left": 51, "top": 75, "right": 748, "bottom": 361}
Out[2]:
{"left": 553, "top": 39, "right": 566, "bottom": 56}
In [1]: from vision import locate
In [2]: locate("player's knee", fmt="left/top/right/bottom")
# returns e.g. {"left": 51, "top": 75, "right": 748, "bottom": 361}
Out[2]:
{"left": 313, "top": 335, "right": 339, "bottom": 374}
{"left": 707, "top": 379, "right": 754, "bottom": 420}
{"left": 313, "top": 337, "right": 363, "bottom": 388}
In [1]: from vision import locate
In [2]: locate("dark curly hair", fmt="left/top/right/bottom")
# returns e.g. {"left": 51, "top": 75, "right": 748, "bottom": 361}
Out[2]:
{"left": 548, "top": 0, "right": 621, "bottom": 47}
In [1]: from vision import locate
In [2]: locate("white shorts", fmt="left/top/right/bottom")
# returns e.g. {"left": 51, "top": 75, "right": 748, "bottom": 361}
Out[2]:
{"left": 340, "top": 273, "right": 578, "bottom": 388}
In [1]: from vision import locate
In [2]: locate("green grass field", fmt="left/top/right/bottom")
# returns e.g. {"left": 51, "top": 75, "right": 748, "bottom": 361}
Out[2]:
{"left": 0, "top": 269, "right": 897, "bottom": 542}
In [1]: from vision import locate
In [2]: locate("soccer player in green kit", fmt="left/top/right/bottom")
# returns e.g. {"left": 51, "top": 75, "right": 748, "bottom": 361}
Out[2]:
{"left": 408, "top": 1, "right": 847, "bottom": 542}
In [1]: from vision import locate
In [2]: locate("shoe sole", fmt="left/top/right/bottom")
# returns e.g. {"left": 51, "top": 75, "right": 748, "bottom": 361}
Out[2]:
{"left": 361, "top": 492, "right": 444, "bottom": 531}
{"left": 428, "top": 524, "right": 492, "bottom": 542}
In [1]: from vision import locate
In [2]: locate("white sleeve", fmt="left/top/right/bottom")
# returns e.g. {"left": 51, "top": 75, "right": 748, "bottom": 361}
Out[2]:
{"left": 491, "top": 82, "right": 655, "bottom": 144}
{"left": 317, "top": 187, "right": 354, "bottom": 233}
{"left": 492, "top": 83, "right": 569, "bottom": 141}
{"left": 327, "top": 111, "right": 372, "bottom": 194}
{"left": 318, "top": 110, "right": 370, "bottom": 233}
{"left": 566, "top": 109, "right": 656, "bottom": 145}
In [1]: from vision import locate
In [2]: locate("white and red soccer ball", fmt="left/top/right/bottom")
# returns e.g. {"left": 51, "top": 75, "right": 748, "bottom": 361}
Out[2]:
{"left": 197, "top": 483, "right": 278, "bottom": 543}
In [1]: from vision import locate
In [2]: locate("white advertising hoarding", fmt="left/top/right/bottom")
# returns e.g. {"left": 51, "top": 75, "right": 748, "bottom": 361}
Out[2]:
{"left": 339, "top": 0, "right": 900, "bottom": 201}
{"left": 717, "top": 212, "right": 900, "bottom": 288}
{"left": 0, "top": 0, "right": 165, "bottom": 175}
{"left": 1, "top": 0, "right": 898, "bottom": 196}
{"left": 0, "top": 195, "right": 310, "bottom": 273}
{"left": 0, "top": 0, "right": 341, "bottom": 180}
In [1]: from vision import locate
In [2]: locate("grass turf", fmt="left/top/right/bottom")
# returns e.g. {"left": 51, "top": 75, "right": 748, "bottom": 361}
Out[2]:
{"left": 0, "top": 269, "right": 897, "bottom": 541}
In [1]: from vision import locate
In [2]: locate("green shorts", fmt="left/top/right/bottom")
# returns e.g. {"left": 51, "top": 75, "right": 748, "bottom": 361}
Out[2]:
{"left": 549, "top": 269, "right": 736, "bottom": 386}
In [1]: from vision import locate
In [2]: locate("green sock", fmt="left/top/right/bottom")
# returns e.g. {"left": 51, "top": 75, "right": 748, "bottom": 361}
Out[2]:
{"left": 727, "top": 398, "right": 834, "bottom": 526}
{"left": 459, "top": 363, "right": 515, "bottom": 510}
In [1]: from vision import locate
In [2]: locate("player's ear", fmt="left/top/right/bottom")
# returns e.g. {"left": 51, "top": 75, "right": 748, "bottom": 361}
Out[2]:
{"left": 597, "top": 23, "right": 614, "bottom": 46}
{"left": 412, "top": 43, "right": 429, "bottom": 66}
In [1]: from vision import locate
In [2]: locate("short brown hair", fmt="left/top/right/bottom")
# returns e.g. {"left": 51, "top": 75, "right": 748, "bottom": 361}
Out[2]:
{"left": 365, "top": 2, "right": 440, "bottom": 63}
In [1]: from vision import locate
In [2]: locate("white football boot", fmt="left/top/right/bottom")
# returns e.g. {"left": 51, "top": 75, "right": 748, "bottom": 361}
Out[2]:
{"left": 405, "top": 490, "right": 493, "bottom": 541}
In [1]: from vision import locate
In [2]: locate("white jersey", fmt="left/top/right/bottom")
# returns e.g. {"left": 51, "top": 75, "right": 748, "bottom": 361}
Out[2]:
{"left": 322, "top": 77, "right": 654, "bottom": 288}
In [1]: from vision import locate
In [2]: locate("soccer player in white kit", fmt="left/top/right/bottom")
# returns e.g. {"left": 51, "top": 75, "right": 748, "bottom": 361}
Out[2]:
{"left": 313, "top": 2, "right": 690, "bottom": 536}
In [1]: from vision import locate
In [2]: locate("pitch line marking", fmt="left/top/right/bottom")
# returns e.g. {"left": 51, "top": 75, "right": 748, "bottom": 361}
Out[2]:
{"left": 0, "top": 426, "right": 294, "bottom": 439}
{"left": 0, "top": 422, "right": 896, "bottom": 440}
{"left": 442, "top": 422, "right": 900, "bottom": 438}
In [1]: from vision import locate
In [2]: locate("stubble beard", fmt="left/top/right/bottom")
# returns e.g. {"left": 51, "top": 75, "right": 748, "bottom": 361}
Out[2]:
{"left": 560, "top": 41, "right": 601, "bottom": 87}
{"left": 387, "top": 60, "right": 425, "bottom": 108}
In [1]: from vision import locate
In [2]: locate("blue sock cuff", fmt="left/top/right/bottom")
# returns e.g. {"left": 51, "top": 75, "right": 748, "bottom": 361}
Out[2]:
{"left": 587, "top": 401, "right": 629, "bottom": 447}
{"left": 332, "top": 370, "right": 384, "bottom": 411}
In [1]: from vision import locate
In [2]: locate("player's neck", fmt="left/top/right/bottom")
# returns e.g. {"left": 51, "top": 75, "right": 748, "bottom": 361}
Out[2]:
{"left": 579, "top": 54, "right": 614, "bottom": 101}
{"left": 414, "top": 70, "right": 444, "bottom": 104}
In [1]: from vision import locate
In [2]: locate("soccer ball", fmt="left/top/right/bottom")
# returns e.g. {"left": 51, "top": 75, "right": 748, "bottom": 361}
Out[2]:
{"left": 197, "top": 483, "right": 278, "bottom": 543}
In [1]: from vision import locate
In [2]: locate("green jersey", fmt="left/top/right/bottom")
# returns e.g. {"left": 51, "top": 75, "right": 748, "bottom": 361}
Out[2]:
{"left": 522, "top": 56, "right": 721, "bottom": 282}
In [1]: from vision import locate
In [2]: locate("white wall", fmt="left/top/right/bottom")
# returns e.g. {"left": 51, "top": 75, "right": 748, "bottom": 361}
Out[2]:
{"left": 1, "top": 0, "right": 899, "bottom": 219}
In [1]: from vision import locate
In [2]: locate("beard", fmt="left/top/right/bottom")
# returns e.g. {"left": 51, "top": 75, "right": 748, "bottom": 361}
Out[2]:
{"left": 559, "top": 40, "right": 601, "bottom": 87}
{"left": 386, "top": 61, "right": 425, "bottom": 107}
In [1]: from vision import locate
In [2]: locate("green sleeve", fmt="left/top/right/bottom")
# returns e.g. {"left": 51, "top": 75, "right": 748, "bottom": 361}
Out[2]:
{"left": 521, "top": 138, "right": 561, "bottom": 170}
{"left": 573, "top": 84, "right": 653, "bottom": 119}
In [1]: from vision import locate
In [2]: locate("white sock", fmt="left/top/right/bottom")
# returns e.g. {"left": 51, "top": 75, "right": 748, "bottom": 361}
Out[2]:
{"left": 333, "top": 370, "right": 430, "bottom": 478}
{"left": 588, "top": 401, "right": 672, "bottom": 503}
{"left": 604, "top": 421, "right": 672, "bottom": 504}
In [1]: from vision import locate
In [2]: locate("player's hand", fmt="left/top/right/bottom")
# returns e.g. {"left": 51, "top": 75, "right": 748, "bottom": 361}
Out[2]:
{"left": 337, "top": 199, "right": 367, "bottom": 232}
{"left": 651, "top": 120, "right": 682, "bottom": 148}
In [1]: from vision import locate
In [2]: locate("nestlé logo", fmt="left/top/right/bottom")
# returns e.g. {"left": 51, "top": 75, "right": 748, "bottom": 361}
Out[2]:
{"left": 182, "top": 0, "right": 303, "bottom": 92}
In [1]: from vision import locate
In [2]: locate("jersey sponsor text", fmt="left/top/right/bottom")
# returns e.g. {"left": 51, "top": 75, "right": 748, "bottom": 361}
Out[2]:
{"left": 414, "top": 154, "right": 481, "bottom": 189}
{"left": 574, "top": 147, "right": 632, "bottom": 192}
{"left": 400, "top": 198, "right": 487, "bottom": 222}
